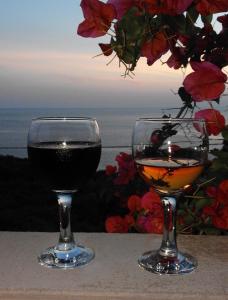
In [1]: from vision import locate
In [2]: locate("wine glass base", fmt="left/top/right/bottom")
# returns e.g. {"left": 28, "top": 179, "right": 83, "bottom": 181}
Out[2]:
{"left": 138, "top": 250, "right": 197, "bottom": 275}
{"left": 38, "top": 245, "right": 95, "bottom": 269}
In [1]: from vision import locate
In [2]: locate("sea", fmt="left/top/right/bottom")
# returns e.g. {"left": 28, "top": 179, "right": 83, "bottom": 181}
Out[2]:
{"left": 0, "top": 107, "right": 163, "bottom": 169}
{"left": 0, "top": 107, "right": 227, "bottom": 169}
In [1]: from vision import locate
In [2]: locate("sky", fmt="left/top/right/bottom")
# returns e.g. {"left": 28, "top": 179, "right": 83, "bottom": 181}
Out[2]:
{"left": 0, "top": 0, "right": 200, "bottom": 108}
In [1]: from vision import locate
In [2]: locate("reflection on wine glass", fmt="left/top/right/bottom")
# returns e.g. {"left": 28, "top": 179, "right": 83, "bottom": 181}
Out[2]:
{"left": 27, "top": 117, "right": 101, "bottom": 269}
{"left": 132, "top": 118, "right": 208, "bottom": 275}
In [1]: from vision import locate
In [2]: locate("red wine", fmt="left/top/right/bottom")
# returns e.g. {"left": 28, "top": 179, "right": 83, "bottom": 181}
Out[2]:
{"left": 28, "top": 141, "right": 101, "bottom": 190}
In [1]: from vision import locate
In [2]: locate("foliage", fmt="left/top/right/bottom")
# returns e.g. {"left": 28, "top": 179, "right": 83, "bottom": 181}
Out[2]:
{"left": 104, "top": 149, "right": 228, "bottom": 235}
{"left": 77, "top": 1, "right": 228, "bottom": 234}
{"left": 77, "top": 0, "right": 228, "bottom": 134}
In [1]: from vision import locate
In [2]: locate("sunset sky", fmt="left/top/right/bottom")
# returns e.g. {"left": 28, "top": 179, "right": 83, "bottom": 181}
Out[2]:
{"left": 0, "top": 0, "right": 195, "bottom": 108}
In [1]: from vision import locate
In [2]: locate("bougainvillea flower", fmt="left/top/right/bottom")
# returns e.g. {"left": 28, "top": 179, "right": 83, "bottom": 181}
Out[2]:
{"left": 143, "top": 214, "right": 163, "bottom": 234}
{"left": 136, "top": 215, "right": 148, "bottom": 232}
{"left": 167, "top": 47, "right": 187, "bottom": 69}
{"left": 183, "top": 61, "right": 227, "bottom": 101}
{"left": 105, "top": 164, "right": 117, "bottom": 176}
{"left": 203, "top": 202, "right": 228, "bottom": 230}
{"left": 99, "top": 43, "right": 113, "bottom": 56}
{"left": 141, "top": 190, "right": 161, "bottom": 213}
{"left": 145, "top": 0, "right": 194, "bottom": 15}
{"left": 203, "top": 180, "right": 228, "bottom": 230}
{"left": 77, "top": 0, "right": 116, "bottom": 38}
{"left": 202, "top": 201, "right": 218, "bottom": 217}
{"left": 137, "top": 212, "right": 163, "bottom": 234}
{"left": 107, "top": 0, "right": 143, "bottom": 20}
{"left": 178, "top": 34, "right": 190, "bottom": 46}
{"left": 196, "top": 0, "right": 228, "bottom": 16}
{"left": 217, "top": 14, "right": 228, "bottom": 31}
{"left": 217, "top": 179, "right": 228, "bottom": 205}
{"left": 205, "top": 186, "right": 217, "bottom": 198}
{"left": 114, "top": 152, "right": 136, "bottom": 185}
{"left": 212, "top": 206, "right": 228, "bottom": 230}
{"left": 194, "top": 25, "right": 214, "bottom": 54}
{"left": 141, "top": 31, "right": 169, "bottom": 65}
{"left": 194, "top": 109, "right": 225, "bottom": 136}
{"left": 124, "top": 214, "right": 135, "bottom": 227}
{"left": 204, "top": 49, "right": 228, "bottom": 69}
{"left": 128, "top": 195, "right": 142, "bottom": 212}
{"left": 105, "top": 215, "right": 129, "bottom": 233}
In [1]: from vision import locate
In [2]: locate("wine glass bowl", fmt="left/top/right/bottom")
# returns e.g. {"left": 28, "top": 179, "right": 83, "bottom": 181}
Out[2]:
{"left": 27, "top": 117, "right": 101, "bottom": 269}
{"left": 132, "top": 118, "right": 208, "bottom": 274}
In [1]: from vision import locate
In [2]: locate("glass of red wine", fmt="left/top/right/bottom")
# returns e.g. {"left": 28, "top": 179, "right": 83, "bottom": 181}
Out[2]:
{"left": 27, "top": 117, "right": 101, "bottom": 269}
{"left": 132, "top": 118, "right": 208, "bottom": 274}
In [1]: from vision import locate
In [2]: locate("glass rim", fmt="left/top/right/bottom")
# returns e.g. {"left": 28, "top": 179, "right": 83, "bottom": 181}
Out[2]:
{"left": 31, "top": 117, "right": 97, "bottom": 121}
{"left": 136, "top": 117, "right": 206, "bottom": 123}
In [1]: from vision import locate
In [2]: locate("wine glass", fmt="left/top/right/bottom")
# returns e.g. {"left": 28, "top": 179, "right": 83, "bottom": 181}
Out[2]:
{"left": 27, "top": 117, "right": 101, "bottom": 269}
{"left": 132, "top": 118, "right": 208, "bottom": 275}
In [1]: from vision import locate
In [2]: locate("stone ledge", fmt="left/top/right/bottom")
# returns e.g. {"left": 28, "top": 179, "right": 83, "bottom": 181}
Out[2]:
{"left": 0, "top": 232, "right": 227, "bottom": 300}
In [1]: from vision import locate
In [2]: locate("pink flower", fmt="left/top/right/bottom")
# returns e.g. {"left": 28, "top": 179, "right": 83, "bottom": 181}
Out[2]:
{"left": 194, "top": 109, "right": 225, "bottom": 136}
{"left": 99, "top": 43, "right": 113, "bottom": 56}
{"left": 217, "top": 15, "right": 228, "bottom": 31}
{"left": 128, "top": 195, "right": 141, "bottom": 212}
{"left": 107, "top": 0, "right": 143, "bottom": 20}
{"left": 136, "top": 214, "right": 163, "bottom": 234}
{"left": 203, "top": 199, "right": 228, "bottom": 230}
{"left": 136, "top": 215, "right": 147, "bottom": 232}
{"left": 105, "top": 165, "right": 117, "bottom": 176}
{"left": 105, "top": 216, "right": 128, "bottom": 233}
{"left": 77, "top": 0, "right": 116, "bottom": 38}
{"left": 196, "top": 0, "right": 228, "bottom": 16}
{"left": 167, "top": 47, "right": 187, "bottom": 69}
{"left": 205, "top": 186, "right": 217, "bottom": 198}
{"left": 203, "top": 180, "right": 228, "bottom": 230}
{"left": 145, "top": 0, "right": 194, "bottom": 15}
{"left": 114, "top": 152, "right": 136, "bottom": 185}
{"left": 124, "top": 214, "right": 135, "bottom": 227}
{"left": 183, "top": 61, "right": 227, "bottom": 102}
{"left": 141, "top": 190, "right": 161, "bottom": 213}
{"left": 141, "top": 31, "right": 170, "bottom": 66}
{"left": 212, "top": 206, "right": 228, "bottom": 230}
{"left": 133, "top": 190, "right": 164, "bottom": 234}
{"left": 217, "top": 180, "right": 228, "bottom": 205}
{"left": 144, "top": 214, "right": 163, "bottom": 234}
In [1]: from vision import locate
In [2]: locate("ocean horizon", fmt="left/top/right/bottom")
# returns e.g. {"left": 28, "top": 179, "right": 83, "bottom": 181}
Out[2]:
{"left": 0, "top": 107, "right": 164, "bottom": 168}
{"left": 0, "top": 106, "right": 227, "bottom": 169}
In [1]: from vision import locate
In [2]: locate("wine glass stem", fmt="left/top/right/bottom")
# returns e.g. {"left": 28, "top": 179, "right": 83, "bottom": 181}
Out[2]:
{"left": 55, "top": 191, "right": 76, "bottom": 251}
{"left": 159, "top": 196, "right": 178, "bottom": 257}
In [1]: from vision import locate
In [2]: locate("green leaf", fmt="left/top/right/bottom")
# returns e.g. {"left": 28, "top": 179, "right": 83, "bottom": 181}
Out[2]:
{"left": 209, "top": 150, "right": 228, "bottom": 176}
{"left": 117, "top": 7, "right": 146, "bottom": 41}
{"left": 194, "top": 197, "right": 212, "bottom": 212}
{"left": 186, "top": 6, "right": 199, "bottom": 24}
{"left": 114, "top": 7, "right": 146, "bottom": 66}
{"left": 184, "top": 214, "right": 195, "bottom": 225}
{"left": 149, "top": 15, "right": 162, "bottom": 31}
{"left": 201, "top": 14, "right": 213, "bottom": 24}
{"left": 171, "top": 15, "right": 187, "bottom": 35}
{"left": 178, "top": 209, "right": 186, "bottom": 216}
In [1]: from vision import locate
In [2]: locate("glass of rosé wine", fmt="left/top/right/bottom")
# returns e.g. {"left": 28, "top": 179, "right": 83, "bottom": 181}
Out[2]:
{"left": 132, "top": 118, "right": 208, "bottom": 275}
{"left": 27, "top": 117, "right": 101, "bottom": 269}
